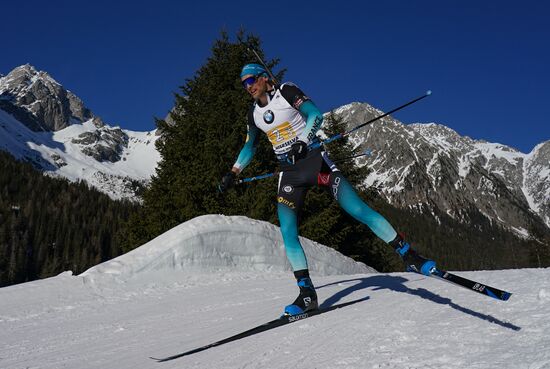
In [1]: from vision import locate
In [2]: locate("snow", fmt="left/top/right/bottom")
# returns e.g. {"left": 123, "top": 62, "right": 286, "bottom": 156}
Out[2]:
{"left": 510, "top": 226, "right": 530, "bottom": 239}
{"left": 46, "top": 120, "right": 160, "bottom": 183}
{"left": 0, "top": 108, "right": 161, "bottom": 200}
{"left": 426, "top": 152, "right": 440, "bottom": 184}
{"left": 2, "top": 214, "right": 550, "bottom": 369}
{"left": 81, "top": 215, "right": 372, "bottom": 281}
{"left": 393, "top": 163, "right": 414, "bottom": 192}
{"left": 474, "top": 142, "right": 523, "bottom": 166}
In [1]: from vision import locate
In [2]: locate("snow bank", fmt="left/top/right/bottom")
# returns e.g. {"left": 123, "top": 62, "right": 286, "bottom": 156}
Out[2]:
{"left": 82, "top": 215, "right": 374, "bottom": 282}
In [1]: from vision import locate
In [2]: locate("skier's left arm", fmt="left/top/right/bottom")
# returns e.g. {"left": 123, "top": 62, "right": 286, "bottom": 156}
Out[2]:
{"left": 281, "top": 84, "right": 323, "bottom": 146}
{"left": 297, "top": 101, "right": 323, "bottom": 146}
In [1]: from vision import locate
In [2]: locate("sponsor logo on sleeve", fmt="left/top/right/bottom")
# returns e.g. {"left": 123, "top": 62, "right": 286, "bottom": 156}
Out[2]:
{"left": 292, "top": 95, "right": 310, "bottom": 109}
{"left": 306, "top": 116, "right": 323, "bottom": 142}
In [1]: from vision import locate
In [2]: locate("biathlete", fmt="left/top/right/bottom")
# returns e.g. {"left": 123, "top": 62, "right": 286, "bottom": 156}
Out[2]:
{"left": 220, "top": 63, "right": 435, "bottom": 316}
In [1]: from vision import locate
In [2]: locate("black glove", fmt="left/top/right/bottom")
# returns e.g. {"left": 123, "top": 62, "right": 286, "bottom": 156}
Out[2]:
{"left": 219, "top": 171, "right": 236, "bottom": 193}
{"left": 287, "top": 141, "right": 308, "bottom": 164}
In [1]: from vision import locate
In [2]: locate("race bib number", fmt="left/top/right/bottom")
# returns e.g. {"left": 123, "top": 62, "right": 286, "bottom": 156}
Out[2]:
{"left": 267, "top": 122, "right": 297, "bottom": 145}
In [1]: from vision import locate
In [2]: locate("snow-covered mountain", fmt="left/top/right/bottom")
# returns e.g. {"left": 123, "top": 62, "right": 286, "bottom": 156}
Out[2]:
{"left": 1, "top": 215, "right": 549, "bottom": 369}
{"left": 0, "top": 64, "right": 160, "bottom": 200}
{"left": 333, "top": 102, "right": 550, "bottom": 233}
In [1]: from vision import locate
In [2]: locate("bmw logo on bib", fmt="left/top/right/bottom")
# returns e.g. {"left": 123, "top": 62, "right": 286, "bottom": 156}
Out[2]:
{"left": 263, "top": 110, "right": 274, "bottom": 124}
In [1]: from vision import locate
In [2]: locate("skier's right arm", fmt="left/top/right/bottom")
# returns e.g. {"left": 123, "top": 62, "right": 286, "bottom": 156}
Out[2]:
{"left": 220, "top": 108, "right": 259, "bottom": 193}
{"left": 232, "top": 109, "right": 260, "bottom": 174}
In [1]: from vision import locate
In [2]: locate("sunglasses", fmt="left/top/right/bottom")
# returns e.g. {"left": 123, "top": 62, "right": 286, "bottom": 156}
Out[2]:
{"left": 241, "top": 74, "right": 264, "bottom": 89}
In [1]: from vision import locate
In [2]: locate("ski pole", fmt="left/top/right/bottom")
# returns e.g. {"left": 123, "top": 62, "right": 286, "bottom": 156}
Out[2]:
{"left": 237, "top": 36, "right": 279, "bottom": 85}
{"left": 310, "top": 90, "right": 432, "bottom": 150}
{"left": 236, "top": 150, "right": 372, "bottom": 185}
{"left": 237, "top": 171, "right": 279, "bottom": 184}
{"left": 237, "top": 91, "right": 431, "bottom": 185}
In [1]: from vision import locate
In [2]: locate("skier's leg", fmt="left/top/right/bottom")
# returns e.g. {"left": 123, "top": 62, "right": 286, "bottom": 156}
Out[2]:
{"left": 329, "top": 171, "right": 397, "bottom": 243}
{"left": 322, "top": 163, "right": 436, "bottom": 275}
{"left": 277, "top": 172, "right": 318, "bottom": 315}
{"left": 277, "top": 202, "right": 308, "bottom": 271}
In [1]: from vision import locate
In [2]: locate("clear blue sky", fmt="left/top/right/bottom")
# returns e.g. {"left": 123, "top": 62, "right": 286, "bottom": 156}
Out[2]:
{"left": 2, "top": 0, "right": 548, "bottom": 153}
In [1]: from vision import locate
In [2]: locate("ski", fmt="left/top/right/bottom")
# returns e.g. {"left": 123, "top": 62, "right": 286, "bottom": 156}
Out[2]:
{"left": 150, "top": 297, "right": 366, "bottom": 362}
{"left": 426, "top": 268, "right": 512, "bottom": 301}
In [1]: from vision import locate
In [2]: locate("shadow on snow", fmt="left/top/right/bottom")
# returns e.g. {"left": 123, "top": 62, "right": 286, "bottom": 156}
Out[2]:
{"left": 317, "top": 275, "right": 521, "bottom": 331}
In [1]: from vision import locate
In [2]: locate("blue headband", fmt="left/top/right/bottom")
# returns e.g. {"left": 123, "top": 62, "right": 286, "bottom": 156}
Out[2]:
{"left": 240, "top": 63, "right": 268, "bottom": 78}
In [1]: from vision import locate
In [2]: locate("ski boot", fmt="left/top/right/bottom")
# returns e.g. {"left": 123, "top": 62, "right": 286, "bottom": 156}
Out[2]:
{"left": 284, "top": 270, "right": 319, "bottom": 316}
{"left": 390, "top": 235, "right": 436, "bottom": 276}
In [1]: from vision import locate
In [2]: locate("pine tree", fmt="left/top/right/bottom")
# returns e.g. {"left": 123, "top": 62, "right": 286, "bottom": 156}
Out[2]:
{"left": 124, "top": 32, "right": 281, "bottom": 248}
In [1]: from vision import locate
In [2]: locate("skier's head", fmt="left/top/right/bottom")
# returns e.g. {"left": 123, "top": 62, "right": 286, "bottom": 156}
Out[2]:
{"left": 240, "top": 63, "right": 270, "bottom": 100}
{"left": 240, "top": 63, "right": 268, "bottom": 79}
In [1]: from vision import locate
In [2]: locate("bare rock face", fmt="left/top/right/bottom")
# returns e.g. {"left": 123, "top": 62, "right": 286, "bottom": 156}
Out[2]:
{"left": 72, "top": 127, "right": 129, "bottom": 163}
{"left": 524, "top": 141, "right": 550, "bottom": 228}
{"left": 0, "top": 64, "right": 93, "bottom": 131}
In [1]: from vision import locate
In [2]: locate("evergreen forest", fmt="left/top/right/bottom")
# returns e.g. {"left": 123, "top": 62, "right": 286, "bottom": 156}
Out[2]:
{"left": 0, "top": 151, "right": 139, "bottom": 287}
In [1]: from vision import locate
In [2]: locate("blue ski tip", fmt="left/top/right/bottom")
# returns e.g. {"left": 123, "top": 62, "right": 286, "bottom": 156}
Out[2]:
{"left": 426, "top": 90, "right": 432, "bottom": 96}
{"left": 501, "top": 292, "right": 512, "bottom": 301}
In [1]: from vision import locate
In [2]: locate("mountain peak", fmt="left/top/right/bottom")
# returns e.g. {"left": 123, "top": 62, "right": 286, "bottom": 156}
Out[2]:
{"left": 0, "top": 64, "right": 93, "bottom": 131}
{"left": 13, "top": 63, "right": 39, "bottom": 74}
{"left": 1, "top": 64, "right": 47, "bottom": 89}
